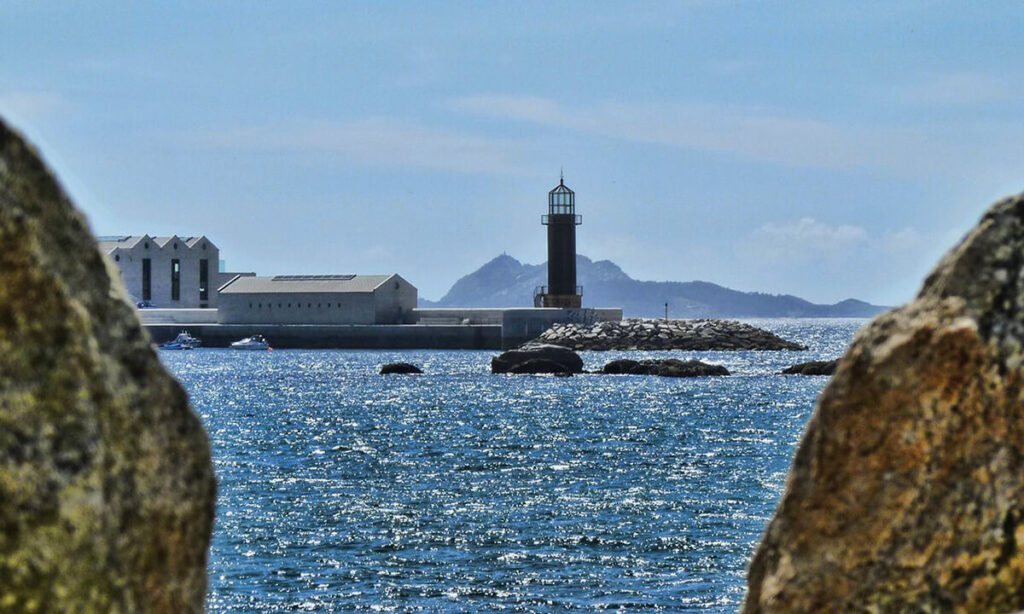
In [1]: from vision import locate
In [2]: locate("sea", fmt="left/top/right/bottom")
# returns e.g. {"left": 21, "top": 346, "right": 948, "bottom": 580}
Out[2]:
{"left": 159, "top": 318, "right": 867, "bottom": 613}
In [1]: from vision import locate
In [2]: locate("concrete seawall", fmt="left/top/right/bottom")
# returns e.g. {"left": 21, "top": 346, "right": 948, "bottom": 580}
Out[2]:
{"left": 147, "top": 324, "right": 502, "bottom": 349}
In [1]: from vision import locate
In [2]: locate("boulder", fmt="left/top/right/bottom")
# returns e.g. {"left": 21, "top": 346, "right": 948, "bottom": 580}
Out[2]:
{"left": 491, "top": 344, "right": 583, "bottom": 374}
{"left": 602, "top": 359, "right": 641, "bottom": 374}
{"left": 653, "top": 359, "right": 729, "bottom": 377}
{"left": 0, "top": 119, "right": 216, "bottom": 611}
{"left": 744, "top": 193, "right": 1024, "bottom": 613}
{"left": 780, "top": 359, "right": 838, "bottom": 375}
{"left": 507, "top": 358, "right": 573, "bottom": 375}
{"left": 380, "top": 362, "right": 423, "bottom": 374}
{"left": 600, "top": 358, "right": 729, "bottom": 377}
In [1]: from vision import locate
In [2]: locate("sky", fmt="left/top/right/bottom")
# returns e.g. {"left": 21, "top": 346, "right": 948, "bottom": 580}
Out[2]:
{"left": 2, "top": 2, "right": 1022, "bottom": 305}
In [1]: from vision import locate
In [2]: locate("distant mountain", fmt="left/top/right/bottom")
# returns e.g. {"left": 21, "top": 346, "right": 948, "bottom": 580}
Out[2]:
{"left": 419, "top": 254, "right": 889, "bottom": 318}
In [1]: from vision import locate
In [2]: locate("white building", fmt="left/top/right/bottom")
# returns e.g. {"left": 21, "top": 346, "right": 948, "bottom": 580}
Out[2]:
{"left": 98, "top": 235, "right": 226, "bottom": 308}
{"left": 217, "top": 274, "right": 417, "bottom": 325}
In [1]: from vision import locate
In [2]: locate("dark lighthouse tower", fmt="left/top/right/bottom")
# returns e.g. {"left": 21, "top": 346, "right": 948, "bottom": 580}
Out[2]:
{"left": 536, "top": 175, "right": 583, "bottom": 308}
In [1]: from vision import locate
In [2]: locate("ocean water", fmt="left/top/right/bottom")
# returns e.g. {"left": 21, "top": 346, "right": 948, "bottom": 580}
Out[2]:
{"left": 160, "top": 318, "right": 867, "bottom": 612}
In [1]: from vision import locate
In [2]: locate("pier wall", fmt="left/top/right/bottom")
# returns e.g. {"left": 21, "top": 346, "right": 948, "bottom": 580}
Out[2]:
{"left": 143, "top": 307, "right": 622, "bottom": 350}
{"left": 146, "top": 324, "right": 502, "bottom": 349}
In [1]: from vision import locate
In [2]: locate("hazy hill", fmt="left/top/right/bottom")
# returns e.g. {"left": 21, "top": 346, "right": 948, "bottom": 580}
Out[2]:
{"left": 419, "top": 254, "right": 888, "bottom": 318}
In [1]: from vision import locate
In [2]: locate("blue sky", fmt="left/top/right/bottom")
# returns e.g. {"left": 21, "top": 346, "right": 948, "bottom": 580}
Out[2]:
{"left": 3, "top": 2, "right": 1022, "bottom": 305}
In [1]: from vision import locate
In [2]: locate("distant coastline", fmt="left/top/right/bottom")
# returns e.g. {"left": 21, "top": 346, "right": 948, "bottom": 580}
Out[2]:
{"left": 421, "top": 254, "right": 889, "bottom": 319}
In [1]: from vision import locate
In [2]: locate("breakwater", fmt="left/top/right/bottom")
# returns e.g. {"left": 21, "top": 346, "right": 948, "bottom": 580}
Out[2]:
{"left": 535, "top": 318, "right": 807, "bottom": 351}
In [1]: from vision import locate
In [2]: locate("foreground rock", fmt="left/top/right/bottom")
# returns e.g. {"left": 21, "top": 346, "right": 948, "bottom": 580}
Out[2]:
{"left": 535, "top": 318, "right": 805, "bottom": 351}
{"left": 602, "top": 358, "right": 729, "bottom": 377}
{"left": 380, "top": 362, "right": 423, "bottom": 374}
{"left": 0, "top": 119, "right": 216, "bottom": 611}
{"left": 779, "top": 359, "right": 837, "bottom": 375}
{"left": 744, "top": 193, "right": 1024, "bottom": 613}
{"left": 491, "top": 343, "right": 584, "bottom": 374}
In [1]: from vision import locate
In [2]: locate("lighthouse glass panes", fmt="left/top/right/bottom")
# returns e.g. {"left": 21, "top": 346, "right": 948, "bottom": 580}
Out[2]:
{"left": 548, "top": 182, "right": 575, "bottom": 215}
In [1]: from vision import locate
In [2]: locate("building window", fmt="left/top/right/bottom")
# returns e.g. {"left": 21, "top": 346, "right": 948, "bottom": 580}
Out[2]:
{"left": 173, "top": 243, "right": 178, "bottom": 250}
{"left": 114, "top": 254, "right": 120, "bottom": 262}
{"left": 199, "top": 259, "right": 209, "bottom": 301}
{"left": 249, "top": 303, "right": 253, "bottom": 308}
{"left": 171, "top": 259, "right": 180, "bottom": 301}
{"left": 142, "top": 258, "right": 151, "bottom": 301}
{"left": 144, "top": 242, "right": 149, "bottom": 249}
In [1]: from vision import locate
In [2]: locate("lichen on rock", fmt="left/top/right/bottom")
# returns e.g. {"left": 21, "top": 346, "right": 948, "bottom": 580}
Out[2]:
{"left": 743, "top": 193, "right": 1024, "bottom": 613}
{"left": 0, "top": 118, "right": 215, "bottom": 612}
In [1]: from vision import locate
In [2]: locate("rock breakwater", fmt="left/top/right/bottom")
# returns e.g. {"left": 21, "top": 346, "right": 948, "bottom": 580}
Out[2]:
{"left": 534, "top": 318, "right": 806, "bottom": 351}
{"left": 744, "top": 192, "right": 1024, "bottom": 613}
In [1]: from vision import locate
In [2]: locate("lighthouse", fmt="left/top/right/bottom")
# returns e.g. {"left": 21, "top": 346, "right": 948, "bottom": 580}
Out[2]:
{"left": 535, "top": 175, "right": 582, "bottom": 308}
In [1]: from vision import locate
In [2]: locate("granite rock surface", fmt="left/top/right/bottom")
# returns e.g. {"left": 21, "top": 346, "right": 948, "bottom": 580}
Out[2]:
{"left": 0, "top": 118, "right": 216, "bottom": 612}
{"left": 744, "top": 193, "right": 1024, "bottom": 613}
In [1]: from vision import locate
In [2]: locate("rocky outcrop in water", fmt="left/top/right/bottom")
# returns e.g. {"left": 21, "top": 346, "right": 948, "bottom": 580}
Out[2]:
{"left": 602, "top": 358, "right": 729, "bottom": 377}
{"left": 744, "top": 193, "right": 1024, "bottom": 613}
{"left": 0, "top": 118, "right": 216, "bottom": 612}
{"left": 534, "top": 318, "right": 805, "bottom": 351}
{"left": 380, "top": 362, "right": 423, "bottom": 374}
{"left": 491, "top": 344, "right": 584, "bottom": 374}
{"left": 779, "top": 359, "right": 838, "bottom": 376}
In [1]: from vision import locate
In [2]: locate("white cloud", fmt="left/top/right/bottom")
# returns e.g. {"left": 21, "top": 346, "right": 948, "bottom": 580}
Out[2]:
{"left": 878, "top": 227, "right": 927, "bottom": 253}
{"left": 749, "top": 218, "right": 868, "bottom": 260}
{"left": 900, "top": 72, "right": 1012, "bottom": 106}
{"left": 445, "top": 95, "right": 1024, "bottom": 177}
{"left": 0, "top": 91, "right": 70, "bottom": 121}
{"left": 191, "top": 118, "right": 540, "bottom": 176}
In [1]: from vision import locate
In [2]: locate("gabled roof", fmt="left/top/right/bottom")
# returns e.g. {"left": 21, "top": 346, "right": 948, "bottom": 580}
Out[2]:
{"left": 219, "top": 274, "right": 398, "bottom": 294}
{"left": 152, "top": 235, "right": 179, "bottom": 248}
{"left": 97, "top": 234, "right": 217, "bottom": 253}
{"left": 97, "top": 234, "right": 149, "bottom": 253}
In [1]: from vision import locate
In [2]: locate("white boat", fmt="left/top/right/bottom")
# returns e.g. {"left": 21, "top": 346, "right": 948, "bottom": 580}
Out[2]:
{"left": 230, "top": 334, "right": 271, "bottom": 351}
{"left": 162, "top": 330, "right": 201, "bottom": 350}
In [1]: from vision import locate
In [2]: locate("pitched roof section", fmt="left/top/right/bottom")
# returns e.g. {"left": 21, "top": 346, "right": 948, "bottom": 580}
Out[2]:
{"left": 219, "top": 274, "right": 396, "bottom": 294}
{"left": 96, "top": 234, "right": 218, "bottom": 253}
{"left": 97, "top": 234, "right": 148, "bottom": 253}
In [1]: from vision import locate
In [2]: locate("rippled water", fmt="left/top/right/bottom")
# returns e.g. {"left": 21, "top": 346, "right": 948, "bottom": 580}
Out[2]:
{"left": 160, "top": 318, "right": 866, "bottom": 612}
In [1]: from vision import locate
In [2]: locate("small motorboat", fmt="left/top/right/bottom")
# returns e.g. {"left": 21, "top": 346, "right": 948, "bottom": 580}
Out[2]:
{"left": 162, "top": 330, "right": 202, "bottom": 350}
{"left": 230, "top": 334, "right": 271, "bottom": 351}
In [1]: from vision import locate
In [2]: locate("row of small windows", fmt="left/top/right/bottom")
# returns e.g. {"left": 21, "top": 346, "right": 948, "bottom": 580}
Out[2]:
{"left": 249, "top": 302, "right": 344, "bottom": 309}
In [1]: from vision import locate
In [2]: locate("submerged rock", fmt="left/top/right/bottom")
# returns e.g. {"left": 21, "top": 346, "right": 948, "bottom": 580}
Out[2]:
{"left": 491, "top": 343, "right": 583, "bottom": 374}
{"left": 380, "top": 362, "right": 423, "bottom": 374}
{"left": 0, "top": 119, "right": 216, "bottom": 611}
{"left": 780, "top": 359, "right": 838, "bottom": 375}
{"left": 535, "top": 318, "right": 805, "bottom": 351}
{"left": 601, "top": 358, "right": 729, "bottom": 377}
{"left": 744, "top": 193, "right": 1024, "bottom": 613}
